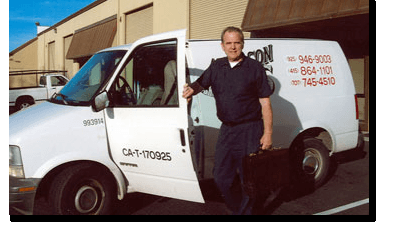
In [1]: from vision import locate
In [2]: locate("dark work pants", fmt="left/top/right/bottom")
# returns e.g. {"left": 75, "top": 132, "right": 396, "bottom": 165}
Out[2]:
{"left": 213, "top": 120, "right": 264, "bottom": 215}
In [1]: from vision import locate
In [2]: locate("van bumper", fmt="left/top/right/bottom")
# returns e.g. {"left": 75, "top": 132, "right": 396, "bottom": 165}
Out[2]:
{"left": 9, "top": 176, "right": 41, "bottom": 215}
{"left": 334, "top": 131, "right": 358, "bottom": 153}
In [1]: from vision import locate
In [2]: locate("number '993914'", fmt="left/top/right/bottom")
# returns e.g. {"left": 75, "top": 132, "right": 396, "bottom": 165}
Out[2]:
{"left": 83, "top": 118, "right": 104, "bottom": 127}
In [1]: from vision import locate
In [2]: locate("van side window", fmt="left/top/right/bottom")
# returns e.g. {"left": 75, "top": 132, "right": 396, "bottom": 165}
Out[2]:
{"left": 111, "top": 40, "right": 178, "bottom": 107}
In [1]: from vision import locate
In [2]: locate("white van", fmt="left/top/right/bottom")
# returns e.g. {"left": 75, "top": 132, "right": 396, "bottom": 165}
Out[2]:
{"left": 9, "top": 29, "right": 360, "bottom": 215}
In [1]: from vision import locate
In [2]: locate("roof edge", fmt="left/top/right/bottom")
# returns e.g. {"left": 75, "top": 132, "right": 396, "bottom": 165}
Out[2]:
{"left": 9, "top": 37, "right": 38, "bottom": 56}
{"left": 37, "top": 0, "right": 108, "bottom": 36}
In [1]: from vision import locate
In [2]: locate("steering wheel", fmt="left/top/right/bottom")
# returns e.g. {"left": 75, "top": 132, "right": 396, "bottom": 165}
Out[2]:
{"left": 115, "top": 76, "right": 136, "bottom": 105}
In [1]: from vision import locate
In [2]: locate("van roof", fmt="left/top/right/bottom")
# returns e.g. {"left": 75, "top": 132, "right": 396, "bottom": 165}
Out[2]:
{"left": 98, "top": 44, "right": 132, "bottom": 52}
{"left": 188, "top": 38, "right": 328, "bottom": 42}
{"left": 98, "top": 38, "right": 332, "bottom": 53}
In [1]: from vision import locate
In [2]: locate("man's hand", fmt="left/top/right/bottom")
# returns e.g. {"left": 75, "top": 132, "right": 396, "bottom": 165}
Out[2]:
{"left": 259, "top": 97, "right": 273, "bottom": 150}
{"left": 260, "top": 133, "right": 273, "bottom": 150}
{"left": 182, "top": 83, "right": 194, "bottom": 102}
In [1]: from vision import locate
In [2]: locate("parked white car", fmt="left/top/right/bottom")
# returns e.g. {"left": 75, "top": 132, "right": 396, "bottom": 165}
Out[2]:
{"left": 9, "top": 29, "right": 361, "bottom": 215}
{"left": 9, "top": 74, "right": 69, "bottom": 110}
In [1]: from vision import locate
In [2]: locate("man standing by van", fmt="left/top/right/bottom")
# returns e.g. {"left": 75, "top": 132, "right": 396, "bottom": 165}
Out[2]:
{"left": 183, "top": 26, "right": 273, "bottom": 215}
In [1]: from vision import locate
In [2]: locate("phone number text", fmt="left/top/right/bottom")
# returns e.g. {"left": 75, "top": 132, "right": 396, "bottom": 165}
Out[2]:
{"left": 288, "top": 66, "right": 333, "bottom": 76}
{"left": 286, "top": 55, "right": 332, "bottom": 64}
{"left": 291, "top": 77, "right": 336, "bottom": 87}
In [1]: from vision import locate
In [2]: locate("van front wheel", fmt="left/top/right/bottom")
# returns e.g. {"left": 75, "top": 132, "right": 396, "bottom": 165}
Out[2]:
{"left": 49, "top": 164, "right": 116, "bottom": 215}
{"left": 292, "top": 137, "right": 330, "bottom": 189}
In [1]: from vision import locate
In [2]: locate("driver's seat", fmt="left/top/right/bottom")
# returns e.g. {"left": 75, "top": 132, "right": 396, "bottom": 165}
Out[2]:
{"left": 137, "top": 85, "right": 163, "bottom": 105}
{"left": 161, "top": 60, "right": 178, "bottom": 105}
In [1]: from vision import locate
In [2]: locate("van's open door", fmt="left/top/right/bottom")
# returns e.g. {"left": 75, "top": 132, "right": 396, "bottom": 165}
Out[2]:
{"left": 104, "top": 30, "right": 204, "bottom": 203}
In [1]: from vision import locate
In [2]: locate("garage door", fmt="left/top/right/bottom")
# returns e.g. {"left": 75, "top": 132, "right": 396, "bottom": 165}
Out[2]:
{"left": 189, "top": 0, "right": 249, "bottom": 39}
{"left": 125, "top": 4, "right": 153, "bottom": 44}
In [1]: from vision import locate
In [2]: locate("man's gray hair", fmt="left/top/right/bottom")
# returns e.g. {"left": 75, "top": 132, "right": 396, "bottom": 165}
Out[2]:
{"left": 221, "top": 26, "right": 244, "bottom": 44}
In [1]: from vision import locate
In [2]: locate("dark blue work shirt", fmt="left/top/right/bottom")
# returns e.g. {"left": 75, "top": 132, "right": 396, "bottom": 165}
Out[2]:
{"left": 191, "top": 55, "right": 272, "bottom": 125}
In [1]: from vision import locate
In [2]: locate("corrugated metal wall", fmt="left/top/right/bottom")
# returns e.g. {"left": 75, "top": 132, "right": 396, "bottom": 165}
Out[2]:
{"left": 125, "top": 5, "right": 153, "bottom": 44}
{"left": 189, "top": 0, "right": 249, "bottom": 39}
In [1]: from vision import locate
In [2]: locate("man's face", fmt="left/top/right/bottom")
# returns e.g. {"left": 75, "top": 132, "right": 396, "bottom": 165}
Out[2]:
{"left": 221, "top": 31, "right": 244, "bottom": 62}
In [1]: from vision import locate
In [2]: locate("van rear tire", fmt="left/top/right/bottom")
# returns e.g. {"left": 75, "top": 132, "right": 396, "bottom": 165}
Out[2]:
{"left": 48, "top": 164, "right": 116, "bottom": 215}
{"left": 291, "top": 137, "right": 330, "bottom": 189}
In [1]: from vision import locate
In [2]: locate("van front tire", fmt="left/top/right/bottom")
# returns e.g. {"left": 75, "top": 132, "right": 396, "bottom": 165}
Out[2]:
{"left": 291, "top": 137, "right": 330, "bottom": 189}
{"left": 48, "top": 164, "right": 116, "bottom": 215}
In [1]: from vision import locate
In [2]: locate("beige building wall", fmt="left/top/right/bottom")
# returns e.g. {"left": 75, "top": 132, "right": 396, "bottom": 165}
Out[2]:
{"left": 9, "top": 39, "right": 38, "bottom": 71}
{"left": 153, "top": 0, "right": 189, "bottom": 35}
{"left": 36, "top": 0, "right": 191, "bottom": 76}
{"left": 9, "top": 39, "right": 38, "bottom": 88}
{"left": 37, "top": 0, "right": 118, "bottom": 75}
{"left": 12, "top": 0, "right": 251, "bottom": 83}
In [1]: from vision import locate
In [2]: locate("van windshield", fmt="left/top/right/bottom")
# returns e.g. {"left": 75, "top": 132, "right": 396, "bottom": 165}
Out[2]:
{"left": 51, "top": 50, "right": 126, "bottom": 106}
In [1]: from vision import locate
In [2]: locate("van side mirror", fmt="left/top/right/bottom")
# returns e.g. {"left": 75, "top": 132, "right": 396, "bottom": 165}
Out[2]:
{"left": 92, "top": 91, "right": 110, "bottom": 112}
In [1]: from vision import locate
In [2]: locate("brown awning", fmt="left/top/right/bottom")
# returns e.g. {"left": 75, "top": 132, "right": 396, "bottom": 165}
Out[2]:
{"left": 66, "top": 15, "right": 117, "bottom": 59}
{"left": 241, "top": 0, "right": 369, "bottom": 32}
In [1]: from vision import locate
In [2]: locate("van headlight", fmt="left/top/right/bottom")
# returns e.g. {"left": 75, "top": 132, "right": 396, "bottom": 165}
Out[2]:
{"left": 9, "top": 145, "right": 25, "bottom": 178}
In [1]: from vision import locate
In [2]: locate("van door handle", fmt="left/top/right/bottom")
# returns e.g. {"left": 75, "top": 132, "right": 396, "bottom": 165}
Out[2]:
{"left": 179, "top": 129, "right": 186, "bottom": 146}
